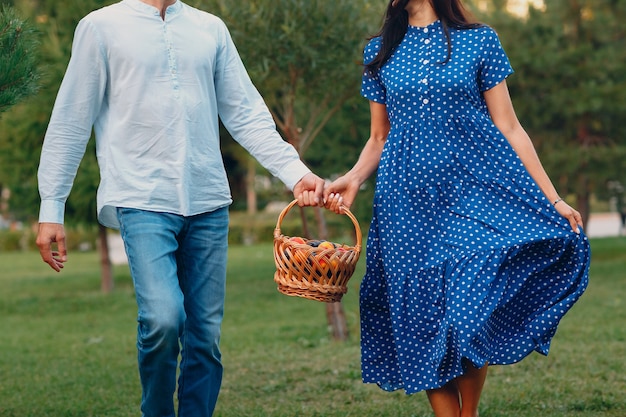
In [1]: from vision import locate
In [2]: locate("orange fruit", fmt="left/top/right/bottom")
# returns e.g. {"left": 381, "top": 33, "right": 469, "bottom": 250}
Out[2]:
{"left": 318, "top": 241, "right": 334, "bottom": 250}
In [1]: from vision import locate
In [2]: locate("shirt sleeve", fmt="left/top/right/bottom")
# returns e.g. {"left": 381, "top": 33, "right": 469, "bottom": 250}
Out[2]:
{"left": 477, "top": 27, "right": 514, "bottom": 92}
{"left": 213, "top": 19, "right": 310, "bottom": 190}
{"left": 38, "top": 18, "right": 107, "bottom": 224}
{"left": 360, "top": 38, "right": 386, "bottom": 104}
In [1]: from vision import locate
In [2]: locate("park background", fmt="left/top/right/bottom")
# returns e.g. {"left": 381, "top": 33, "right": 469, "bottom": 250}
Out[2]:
{"left": 1, "top": 0, "right": 625, "bottom": 416}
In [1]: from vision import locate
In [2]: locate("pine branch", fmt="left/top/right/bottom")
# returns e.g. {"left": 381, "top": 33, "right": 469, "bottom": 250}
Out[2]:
{"left": 0, "top": 5, "right": 40, "bottom": 114}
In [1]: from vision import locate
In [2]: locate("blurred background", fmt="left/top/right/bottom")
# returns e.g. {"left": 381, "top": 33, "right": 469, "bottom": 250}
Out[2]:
{"left": 1, "top": 0, "right": 625, "bottom": 252}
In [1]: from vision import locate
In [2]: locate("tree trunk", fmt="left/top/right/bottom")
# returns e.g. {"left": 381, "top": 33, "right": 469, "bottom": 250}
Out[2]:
{"left": 99, "top": 223, "right": 114, "bottom": 293}
{"left": 246, "top": 157, "right": 257, "bottom": 215}
{"left": 298, "top": 206, "right": 311, "bottom": 240}
{"left": 326, "top": 301, "right": 349, "bottom": 341}
{"left": 577, "top": 170, "right": 591, "bottom": 228}
{"left": 576, "top": 123, "right": 591, "bottom": 227}
{"left": 315, "top": 206, "right": 349, "bottom": 341}
{"left": 244, "top": 157, "right": 257, "bottom": 245}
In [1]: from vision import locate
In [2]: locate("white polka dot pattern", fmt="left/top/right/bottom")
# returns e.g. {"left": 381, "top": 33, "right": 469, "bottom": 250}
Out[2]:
{"left": 358, "top": 21, "right": 590, "bottom": 394}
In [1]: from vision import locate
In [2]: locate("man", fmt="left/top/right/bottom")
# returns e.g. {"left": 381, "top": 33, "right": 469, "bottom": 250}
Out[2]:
{"left": 35, "top": 1, "right": 324, "bottom": 416}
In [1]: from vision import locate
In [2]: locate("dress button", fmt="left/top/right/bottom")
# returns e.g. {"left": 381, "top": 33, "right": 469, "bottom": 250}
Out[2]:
{"left": 423, "top": 99, "right": 429, "bottom": 104}
{"left": 423, "top": 59, "right": 430, "bottom": 65}
{"left": 424, "top": 39, "right": 431, "bottom": 44}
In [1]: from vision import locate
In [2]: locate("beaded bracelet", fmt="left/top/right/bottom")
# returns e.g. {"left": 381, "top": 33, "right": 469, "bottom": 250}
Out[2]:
{"left": 552, "top": 197, "right": 565, "bottom": 206}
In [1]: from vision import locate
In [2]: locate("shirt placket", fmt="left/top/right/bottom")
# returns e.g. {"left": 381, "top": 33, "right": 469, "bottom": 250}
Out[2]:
{"left": 162, "top": 16, "right": 180, "bottom": 98}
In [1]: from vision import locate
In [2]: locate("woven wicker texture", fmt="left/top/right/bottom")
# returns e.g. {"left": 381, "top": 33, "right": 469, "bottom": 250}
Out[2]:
{"left": 273, "top": 200, "right": 362, "bottom": 303}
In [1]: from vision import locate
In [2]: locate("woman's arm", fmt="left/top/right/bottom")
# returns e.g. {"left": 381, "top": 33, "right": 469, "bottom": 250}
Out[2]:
{"left": 483, "top": 80, "right": 583, "bottom": 232}
{"left": 324, "top": 101, "right": 390, "bottom": 213}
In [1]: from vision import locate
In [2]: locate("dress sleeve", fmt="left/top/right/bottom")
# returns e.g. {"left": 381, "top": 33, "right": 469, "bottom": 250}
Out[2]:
{"left": 477, "top": 28, "right": 514, "bottom": 92}
{"left": 360, "top": 38, "right": 386, "bottom": 103}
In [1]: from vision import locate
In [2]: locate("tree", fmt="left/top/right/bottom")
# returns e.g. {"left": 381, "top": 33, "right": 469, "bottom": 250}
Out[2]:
{"left": 0, "top": 4, "right": 39, "bottom": 114}
{"left": 195, "top": 0, "right": 381, "bottom": 216}
{"left": 0, "top": 0, "right": 116, "bottom": 291}
{"left": 195, "top": 0, "right": 383, "bottom": 340}
{"left": 206, "top": 0, "right": 377, "bottom": 153}
{"left": 0, "top": 4, "right": 39, "bottom": 226}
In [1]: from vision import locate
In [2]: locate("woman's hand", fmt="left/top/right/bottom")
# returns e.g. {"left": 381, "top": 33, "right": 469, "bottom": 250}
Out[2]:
{"left": 323, "top": 174, "right": 361, "bottom": 214}
{"left": 554, "top": 200, "right": 583, "bottom": 234}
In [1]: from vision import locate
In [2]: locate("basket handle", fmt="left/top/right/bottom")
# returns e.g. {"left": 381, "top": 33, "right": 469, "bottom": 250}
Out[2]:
{"left": 273, "top": 199, "right": 362, "bottom": 250}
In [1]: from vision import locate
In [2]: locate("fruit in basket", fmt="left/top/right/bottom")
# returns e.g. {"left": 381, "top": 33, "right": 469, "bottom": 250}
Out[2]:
{"left": 318, "top": 240, "right": 335, "bottom": 250}
{"left": 307, "top": 240, "right": 321, "bottom": 247}
{"left": 289, "top": 236, "right": 306, "bottom": 245}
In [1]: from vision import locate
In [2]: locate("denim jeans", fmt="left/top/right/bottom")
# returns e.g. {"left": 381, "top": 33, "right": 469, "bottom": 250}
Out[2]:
{"left": 117, "top": 207, "right": 229, "bottom": 417}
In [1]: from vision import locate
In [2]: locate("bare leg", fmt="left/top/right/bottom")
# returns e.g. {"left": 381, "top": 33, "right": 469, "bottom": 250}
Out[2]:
{"left": 456, "top": 360, "right": 488, "bottom": 417}
{"left": 426, "top": 380, "right": 461, "bottom": 417}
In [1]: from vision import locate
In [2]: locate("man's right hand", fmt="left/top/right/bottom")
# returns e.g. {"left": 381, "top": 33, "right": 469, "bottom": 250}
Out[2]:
{"left": 36, "top": 223, "right": 67, "bottom": 272}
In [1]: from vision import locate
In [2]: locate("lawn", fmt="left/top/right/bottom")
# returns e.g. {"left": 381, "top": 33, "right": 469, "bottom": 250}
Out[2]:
{"left": 0, "top": 237, "right": 624, "bottom": 416}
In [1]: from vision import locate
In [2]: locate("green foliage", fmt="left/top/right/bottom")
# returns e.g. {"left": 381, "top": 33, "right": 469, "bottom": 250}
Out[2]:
{"left": 195, "top": 0, "right": 383, "bottom": 212}
{"left": 482, "top": 0, "right": 626, "bottom": 201}
{"left": 2, "top": 0, "right": 625, "bottom": 226}
{"left": 1, "top": 240, "right": 625, "bottom": 416}
{"left": 198, "top": 0, "right": 380, "bottom": 153}
{"left": 0, "top": 0, "right": 113, "bottom": 223}
{"left": 0, "top": 229, "right": 25, "bottom": 251}
{"left": 229, "top": 204, "right": 365, "bottom": 245}
{"left": 0, "top": 222, "right": 98, "bottom": 251}
{"left": 0, "top": 5, "right": 39, "bottom": 114}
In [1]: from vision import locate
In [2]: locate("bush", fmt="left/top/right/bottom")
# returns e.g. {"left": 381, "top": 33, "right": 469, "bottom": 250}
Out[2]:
{"left": 0, "top": 223, "right": 98, "bottom": 252}
{"left": 228, "top": 207, "right": 365, "bottom": 246}
{"left": 0, "top": 229, "right": 24, "bottom": 251}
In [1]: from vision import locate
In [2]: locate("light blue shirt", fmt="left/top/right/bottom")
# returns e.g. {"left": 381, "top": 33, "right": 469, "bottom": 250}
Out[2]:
{"left": 38, "top": 0, "right": 310, "bottom": 229}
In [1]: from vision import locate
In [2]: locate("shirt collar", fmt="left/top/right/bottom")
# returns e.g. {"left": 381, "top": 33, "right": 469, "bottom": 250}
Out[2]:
{"left": 123, "top": 0, "right": 182, "bottom": 17}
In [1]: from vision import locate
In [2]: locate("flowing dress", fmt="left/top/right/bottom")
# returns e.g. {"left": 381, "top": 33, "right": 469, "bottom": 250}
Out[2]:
{"left": 359, "top": 20, "right": 590, "bottom": 394}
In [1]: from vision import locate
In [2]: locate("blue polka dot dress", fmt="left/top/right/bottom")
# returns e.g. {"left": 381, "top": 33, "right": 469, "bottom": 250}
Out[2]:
{"left": 359, "top": 20, "right": 590, "bottom": 394}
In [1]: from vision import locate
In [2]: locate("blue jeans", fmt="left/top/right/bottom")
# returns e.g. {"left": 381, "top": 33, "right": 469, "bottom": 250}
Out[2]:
{"left": 117, "top": 207, "right": 229, "bottom": 417}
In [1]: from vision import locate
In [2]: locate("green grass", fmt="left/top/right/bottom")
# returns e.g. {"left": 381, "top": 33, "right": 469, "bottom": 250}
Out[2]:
{"left": 1, "top": 237, "right": 625, "bottom": 416}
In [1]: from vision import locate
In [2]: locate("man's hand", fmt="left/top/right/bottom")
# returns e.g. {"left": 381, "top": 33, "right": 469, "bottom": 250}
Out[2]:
{"left": 292, "top": 172, "right": 325, "bottom": 207}
{"left": 36, "top": 223, "right": 68, "bottom": 272}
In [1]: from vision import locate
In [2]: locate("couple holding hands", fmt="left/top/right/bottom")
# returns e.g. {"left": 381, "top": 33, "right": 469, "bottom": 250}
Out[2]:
{"left": 37, "top": 0, "right": 589, "bottom": 416}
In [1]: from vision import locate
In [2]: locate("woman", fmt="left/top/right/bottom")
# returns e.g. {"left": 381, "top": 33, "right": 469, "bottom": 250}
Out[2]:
{"left": 324, "top": 0, "right": 591, "bottom": 416}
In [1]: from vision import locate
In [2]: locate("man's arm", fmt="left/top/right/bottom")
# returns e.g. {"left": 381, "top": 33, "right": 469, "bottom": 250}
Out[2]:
{"left": 212, "top": 19, "right": 324, "bottom": 204}
{"left": 37, "top": 18, "right": 107, "bottom": 270}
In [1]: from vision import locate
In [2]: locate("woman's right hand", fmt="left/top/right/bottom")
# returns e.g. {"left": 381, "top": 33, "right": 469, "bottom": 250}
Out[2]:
{"left": 324, "top": 174, "right": 361, "bottom": 214}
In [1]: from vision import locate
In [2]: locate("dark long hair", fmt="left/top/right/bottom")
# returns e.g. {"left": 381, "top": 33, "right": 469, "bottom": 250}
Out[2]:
{"left": 365, "top": 0, "right": 482, "bottom": 72}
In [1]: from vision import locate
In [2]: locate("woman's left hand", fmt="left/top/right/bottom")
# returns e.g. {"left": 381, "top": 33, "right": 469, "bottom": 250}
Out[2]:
{"left": 554, "top": 201, "right": 583, "bottom": 234}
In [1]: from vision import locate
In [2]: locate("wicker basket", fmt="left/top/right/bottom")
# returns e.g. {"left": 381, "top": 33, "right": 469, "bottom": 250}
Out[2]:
{"left": 273, "top": 199, "right": 362, "bottom": 303}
